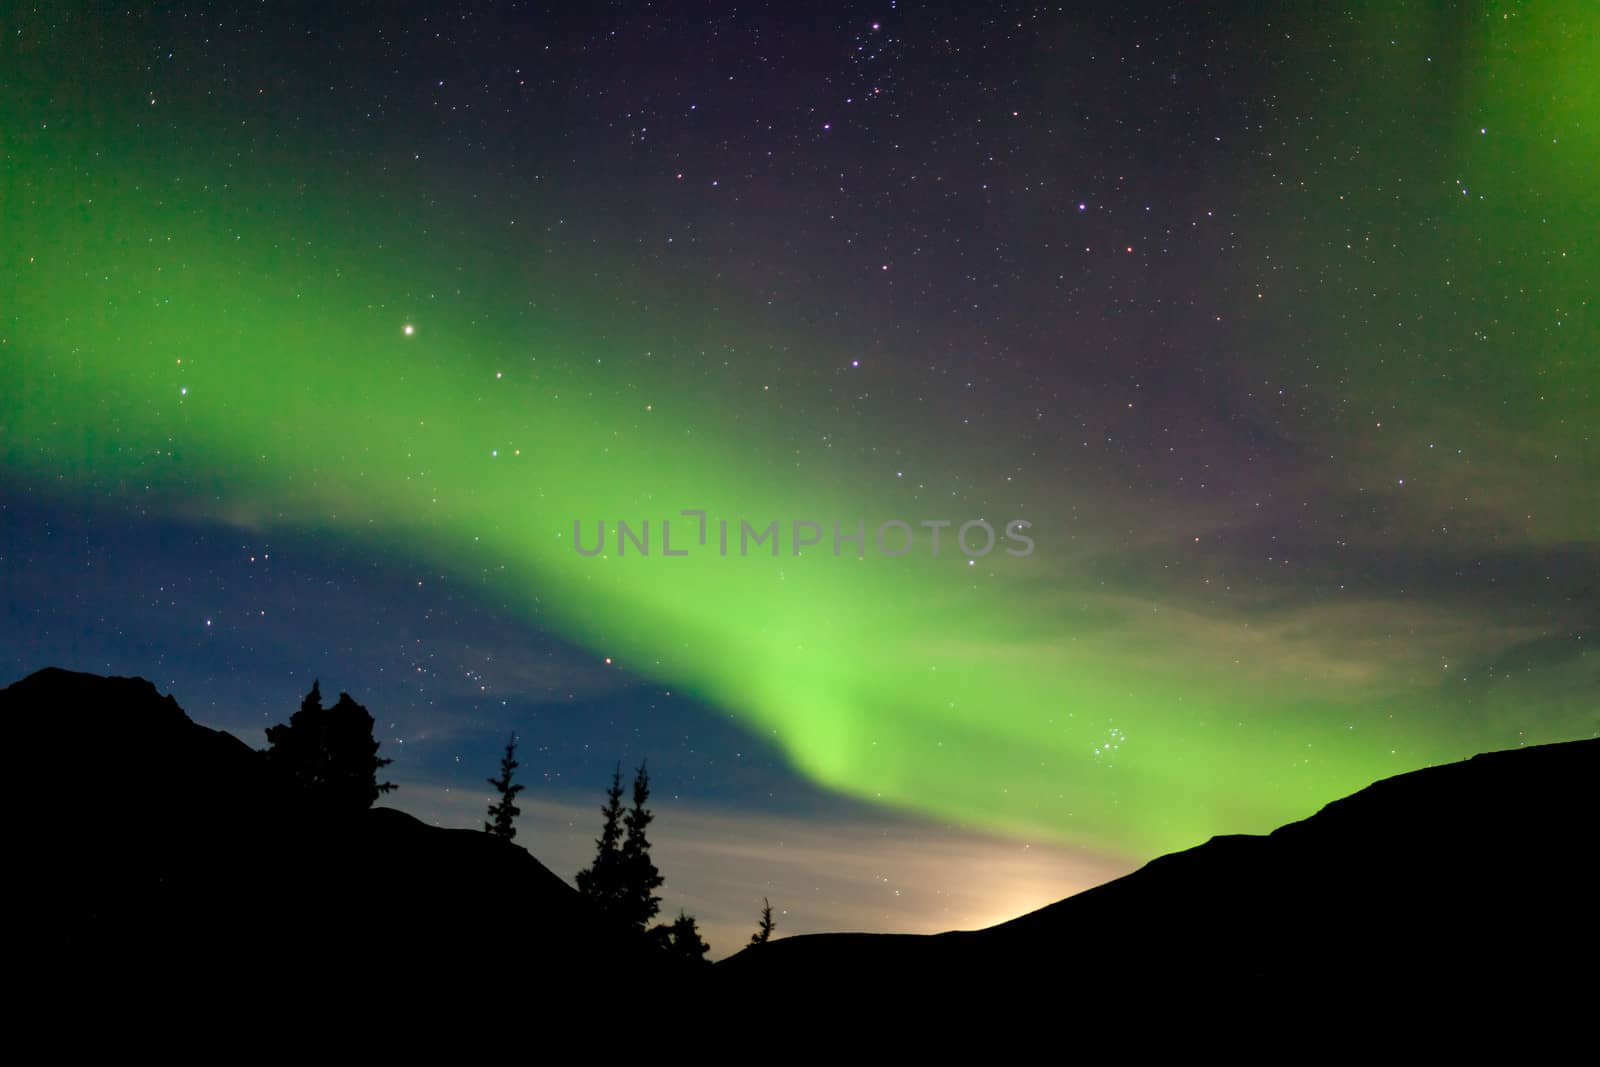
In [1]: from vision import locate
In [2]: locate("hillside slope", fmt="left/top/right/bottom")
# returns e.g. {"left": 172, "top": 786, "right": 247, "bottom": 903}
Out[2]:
{"left": 5, "top": 667, "right": 641, "bottom": 1009}
{"left": 719, "top": 736, "right": 1600, "bottom": 1007}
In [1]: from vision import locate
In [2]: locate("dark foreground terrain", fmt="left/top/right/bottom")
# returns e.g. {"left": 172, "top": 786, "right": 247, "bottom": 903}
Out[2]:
{"left": 8, "top": 666, "right": 1595, "bottom": 1032}
{"left": 719, "top": 730, "right": 1598, "bottom": 1016}
{"left": 7, "top": 667, "right": 651, "bottom": 1018}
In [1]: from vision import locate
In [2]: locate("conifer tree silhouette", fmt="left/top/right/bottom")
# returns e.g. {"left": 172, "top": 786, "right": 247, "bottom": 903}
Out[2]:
{"left": 749, "top": 897, "right": 776, "bottom": 946}
{"left": 578, "top": 761, "right": 666, "bottom": 934}
{"left": 265, "top": 681, "right": 395, "bottom": 814}
{"left": 664, "top": 910, "right": 711, "bottom": 966}
{"left": 485, "top": 733, "right": 524, "bottom": 841}
{"left": 618, "top": 761, "right": 664, "bottom": 931}
{"left": 576, "top": 764, "right": 627, "bottom": 918}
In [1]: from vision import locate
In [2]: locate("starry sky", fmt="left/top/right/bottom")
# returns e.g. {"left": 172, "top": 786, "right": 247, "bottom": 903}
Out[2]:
{"left": 3, "top": 2, "right": 1596, "bottom": 957}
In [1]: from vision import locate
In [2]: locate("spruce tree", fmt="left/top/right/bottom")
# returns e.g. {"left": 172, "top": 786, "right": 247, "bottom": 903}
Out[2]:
{"left": 484, "top": 733, "right": 524, "bottom": 841}
{"left": 618, "top": 761, "right": 664, "bottom": 931}
{"left": 664, "top": 910, "right": 711, "bottom": 966}
{"left": 265, "top": 681, "right": 395, "bottom": 814}
{"left": 749, "top": 897, "right": 776, "bottom": 946}
{"left": 576, "top": 764, "right": 626, "bottom": 917}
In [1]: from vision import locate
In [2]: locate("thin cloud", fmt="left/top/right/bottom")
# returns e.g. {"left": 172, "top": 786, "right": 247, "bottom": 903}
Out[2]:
{"left": 397, "top": 785, "right": 1135, "bottom": 960}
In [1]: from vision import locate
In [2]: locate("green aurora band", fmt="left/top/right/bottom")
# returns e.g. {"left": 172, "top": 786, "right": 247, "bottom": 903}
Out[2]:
{"left": 3, "top": 3, "right": 1595, "bottom": 858}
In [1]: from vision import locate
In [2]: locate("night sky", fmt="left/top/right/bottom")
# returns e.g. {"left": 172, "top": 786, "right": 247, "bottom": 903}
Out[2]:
{"left": 3, "top": 2, "right": 1595, "bottom": 956}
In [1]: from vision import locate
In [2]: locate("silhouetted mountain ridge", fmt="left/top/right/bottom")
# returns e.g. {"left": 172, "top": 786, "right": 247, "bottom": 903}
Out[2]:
{"left": 721, "top": 735, "right": 1599, "bottom": 1009}
{"left": 6, "top": 667, "right": 650, "bottom": 1010}
{"left": 8, "top": 667, "right": 1593, "bottom": 1027}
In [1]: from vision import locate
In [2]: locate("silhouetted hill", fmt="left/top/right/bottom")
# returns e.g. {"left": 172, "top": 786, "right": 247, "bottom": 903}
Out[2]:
{"left": 720, "top": 737, "right": 1599, "bottom": 1014}
{"left": 5, "top": 667, "right": 654, "bottom": 1013}
{"left": 12, "top": 667, "right": 1593, "bottom": 1033}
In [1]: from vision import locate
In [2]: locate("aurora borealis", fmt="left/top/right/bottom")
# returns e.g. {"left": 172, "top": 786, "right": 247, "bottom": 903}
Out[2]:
{"left": 3, "top": 3, "right": 1596, "bottom": 951}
